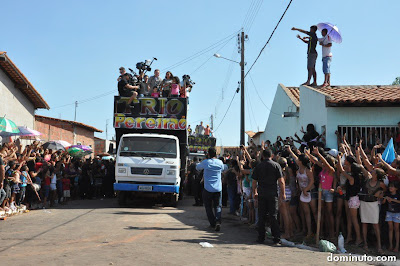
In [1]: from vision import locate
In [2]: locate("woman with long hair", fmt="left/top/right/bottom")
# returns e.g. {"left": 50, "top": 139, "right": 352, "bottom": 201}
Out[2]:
{"left": 337, "top": 155, "right": 363, "bottom": 246}
{"left": 287, "top": 146, "right": 314, "bottom": 238}
{"left": 161, "top": 71, "right": 173, "bottom": 97}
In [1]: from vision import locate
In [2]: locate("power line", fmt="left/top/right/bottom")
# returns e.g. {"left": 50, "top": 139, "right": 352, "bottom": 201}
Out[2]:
{"left": 52, "top": 89, "right": 115, "bottom": 109}
{"left": 161, "top": 30, "right": 240, "bottom": 72}
{"left": 214, "top": 88, "right": 239, "bottom": 133}
{"left": 248, "top": 73, "right": 281, "bottom": 116}
{"left": 245, "top": 83, "right": 258, "bottom": 130}
{"left": 245, "top": 0, "right": 293, "bottom": 77}
{"left": 190, "top": 35, "right": 236, "bottom": 75}
{"left": 245, "top": 86, "right": 254, "bottom": 130}
{"left": 242, "top": 0, "right": 257, "bottom": 30}
{"left": 246, "top": 0, "right": 263, "bottom": 33}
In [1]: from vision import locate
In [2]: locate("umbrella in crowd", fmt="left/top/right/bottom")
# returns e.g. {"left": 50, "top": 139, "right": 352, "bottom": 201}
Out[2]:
{"left": 67, "top": 146, "right": 92, "bottom": 157}
{"left": 0, "top": 126, "right": 42, "bottom": 138}
{"left": 57, "top": 140, "right": 72, "bottom": 148}
{"left": 68, "top": 144, "right": 92, "bottom": 151}
{"left": 43, "top": 140, "right": 70, "bottom": 151}
{"left": 317, "top": 22, "right": 342, "bottom": 43}
{"left": 0, "top": 117, "right": 20, "bottom": 133}
{"left": 101, "top": 155, "right": 113, "bottom": 160}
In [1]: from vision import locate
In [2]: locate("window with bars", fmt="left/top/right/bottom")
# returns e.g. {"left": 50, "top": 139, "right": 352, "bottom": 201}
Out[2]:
{"left": 337, "top": 126, "right": 399, "bottom": 146}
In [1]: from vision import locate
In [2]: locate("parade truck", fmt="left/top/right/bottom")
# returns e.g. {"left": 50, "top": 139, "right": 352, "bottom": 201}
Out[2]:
{"left": 113, "top": 96, "right": 188, "bottom": 206}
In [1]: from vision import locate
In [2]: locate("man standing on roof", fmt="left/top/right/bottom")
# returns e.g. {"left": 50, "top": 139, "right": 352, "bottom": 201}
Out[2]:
{"left": 292, "top": 25, "right": 318, "bottom": 86}
{"left": 319, "top": 29, "right": 333, "bottom": 87}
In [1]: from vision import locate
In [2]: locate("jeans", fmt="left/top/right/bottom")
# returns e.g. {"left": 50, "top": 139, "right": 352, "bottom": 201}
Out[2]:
{"left": 227, "top": 185, "right": 237, "bottom": 214}
{"left": 17, "top": 186, "right": 26, "bottom": 205}
{"left": 258, "top": 196, "right": 280, "bottom": 242}
{"left": 192, "top": 178, "right": 203, "bottom": 205}
{"left": 203, "top": 190, "right": 222, "bottom": 227}
{"left": 0, "top": 188, "right": 6, "bottom": 205}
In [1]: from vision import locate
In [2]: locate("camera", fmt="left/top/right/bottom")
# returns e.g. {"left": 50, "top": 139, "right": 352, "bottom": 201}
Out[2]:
{"left": 136, "top": 59, "right": 152, "bottom": 75}
{"left": 182, "top": 75, "right": 195, "bottom": 87}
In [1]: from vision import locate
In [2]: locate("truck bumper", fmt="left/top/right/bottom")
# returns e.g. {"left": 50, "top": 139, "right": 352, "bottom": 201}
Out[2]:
{"left": 114, "top": 183, "right": 179, "bottom": 194}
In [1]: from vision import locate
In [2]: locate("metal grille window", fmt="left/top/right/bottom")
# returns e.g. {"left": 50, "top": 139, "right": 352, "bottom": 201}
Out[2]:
{"left": 337, "top": 126, "right": 398, "bottom": 146}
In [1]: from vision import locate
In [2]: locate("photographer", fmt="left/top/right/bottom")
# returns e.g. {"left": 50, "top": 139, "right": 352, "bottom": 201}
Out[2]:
{"left": 117, "top": 67, "right": 126, "bottom": 82}
{"left": 181, "top": 75, "right": 193, "bottom": 100}
{"left": 148, "top": 69, "right": 162, "bottom": 94}
{"left": 138, "top": 74, "right": 150, "bottom": 97}
{"left": 118, "top": 73, "right": 139, "bottom": 107}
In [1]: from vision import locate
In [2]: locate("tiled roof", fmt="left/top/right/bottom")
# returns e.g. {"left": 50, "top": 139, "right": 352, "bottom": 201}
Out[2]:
{"left": 280, "top": 84, "right": 300, "bottom": 107}
{"left": 304, "top": 85, "right": 400, "bottom": 106}
{"left": 0, "top": 52, "right": 49, "bottom": 109}
{"left": 246, "top": 131, "right": 264, "bottom": 138}
{"left": 35, "top": 115, "right": 103, "bottom": 132}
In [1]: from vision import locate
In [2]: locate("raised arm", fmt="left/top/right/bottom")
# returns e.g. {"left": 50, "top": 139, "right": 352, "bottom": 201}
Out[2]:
{"left": 304, "top": 148, "right": 323, "bottom": 168}
{"left": 313, "top": 147, "right": 335, "bottom": 173}
{"left": 337, "top": 155, "right": 355, "bottom": 185}
{"left": 292, "top": 27, "right": 310, "bottom": 35}
{"left": 377, "top": 153, "right": 400, "bottom": 176}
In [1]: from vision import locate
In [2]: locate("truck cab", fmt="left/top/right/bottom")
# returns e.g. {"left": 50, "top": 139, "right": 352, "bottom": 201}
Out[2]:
{"left": 113, "top": 96, "right": 188, "bottom": 206}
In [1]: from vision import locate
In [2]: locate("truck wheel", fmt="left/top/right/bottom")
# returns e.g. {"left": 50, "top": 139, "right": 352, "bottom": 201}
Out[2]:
{"left": 169, "top": 194, "right": 179, "bottom": 207}
{"left": 118, "top": 192, "right": 127, "bottom": 206}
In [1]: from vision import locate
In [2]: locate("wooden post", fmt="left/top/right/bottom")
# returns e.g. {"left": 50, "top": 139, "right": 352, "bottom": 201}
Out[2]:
{"left": 316, "top": 184, "right": 322, "bottom": 245}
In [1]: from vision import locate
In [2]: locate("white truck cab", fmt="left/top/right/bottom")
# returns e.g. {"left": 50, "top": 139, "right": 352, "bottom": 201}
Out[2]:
{"left": 114, "top": 133, "right": 181, "bottom": 205}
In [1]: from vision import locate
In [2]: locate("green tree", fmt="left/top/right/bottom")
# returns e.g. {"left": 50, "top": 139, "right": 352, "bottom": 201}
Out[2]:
{"left": 393, "top": 77, "right": 400, "bottom": 85}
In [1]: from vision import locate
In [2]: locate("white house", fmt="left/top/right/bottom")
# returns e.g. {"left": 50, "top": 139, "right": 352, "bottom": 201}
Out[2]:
{"left": 0, "top": 51, "right": 49, "bottom": 130}
{"left": 245, "top": 130, "right": 264, "bottom": 146}
{"left": 262, "top": 84, "right": 400, "bottom": 149}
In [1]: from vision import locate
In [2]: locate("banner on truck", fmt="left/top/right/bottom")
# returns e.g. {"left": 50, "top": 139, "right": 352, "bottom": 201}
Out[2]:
{"left": 188, "top": 135, "right": 216, "bottom": 152}
{"left": 114, "top": 97, "right": 187, "bottom": 130}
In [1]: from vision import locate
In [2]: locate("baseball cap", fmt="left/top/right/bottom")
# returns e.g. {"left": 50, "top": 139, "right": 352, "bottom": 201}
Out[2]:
{"left": 328, "top": 149, "right": 339, "bottom": 157}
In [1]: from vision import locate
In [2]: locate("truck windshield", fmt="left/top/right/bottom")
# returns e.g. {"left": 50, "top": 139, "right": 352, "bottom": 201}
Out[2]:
{"left": 119, "top": 137, "right": 177, "bottom": 158}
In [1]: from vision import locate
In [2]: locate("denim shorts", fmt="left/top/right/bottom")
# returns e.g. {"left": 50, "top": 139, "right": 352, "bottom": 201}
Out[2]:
{"left": 321, "top": 189, "right": 334, "bottom": 202}
{"left": 322, "top": 56, "right": 332, "bottom": 74}
{"left": 386, "top": 212, "right": 400, "bottom": 223}
{"left": 311, "top": 188, "right": 319, "bottom": 200}
{"left": 307, "top": 53, "right": 318, "bottom": 68}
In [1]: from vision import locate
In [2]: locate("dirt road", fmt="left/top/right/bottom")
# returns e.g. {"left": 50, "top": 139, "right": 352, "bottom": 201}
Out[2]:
{"left": 0, "top": 197, "right": 368, "bottom": 265}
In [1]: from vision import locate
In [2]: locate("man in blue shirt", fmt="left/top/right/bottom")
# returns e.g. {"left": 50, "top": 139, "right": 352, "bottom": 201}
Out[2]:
{"left": 196, "top": 148, "right": 226, "bottom": 231}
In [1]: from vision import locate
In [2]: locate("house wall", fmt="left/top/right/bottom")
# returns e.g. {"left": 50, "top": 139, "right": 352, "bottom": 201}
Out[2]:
{"left": 262, "top": 84, "right": 299, "bottom": 143}
{"left": 35, "top": 118, "right": 96, "bottom": 148}
{"left": 0, "top": 69, "right": 35, "bottom": 128}
{"left": 326, "top": 107, "right": 400, "bottom": 148}
{"left": 298, "top": 85, "right": 328, "bottom": 141}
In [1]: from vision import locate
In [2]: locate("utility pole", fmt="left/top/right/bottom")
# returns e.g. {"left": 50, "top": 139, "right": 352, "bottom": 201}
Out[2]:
{"left": 240, "top": 30, "right": 245, "bottom": 146}
{"left": 210, "top": 114, "right": 214, "bottom": 130}
{"left": 74, "top": 101, "right": 78, "bottom": 121}
{"left": 106, "top": 121, "right": 108, "bottom": 140}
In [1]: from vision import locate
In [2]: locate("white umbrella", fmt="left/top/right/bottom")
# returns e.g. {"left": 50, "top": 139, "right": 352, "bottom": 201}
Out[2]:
{"left": 317, "top": 22, "right": 342, "bottom": 43}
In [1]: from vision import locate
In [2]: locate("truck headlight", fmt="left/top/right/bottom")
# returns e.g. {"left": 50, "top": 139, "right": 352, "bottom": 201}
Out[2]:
{"left": 118, "top": 168, "right": 127, "bottom": 174}
{"left": 167, "top": 170, "right": 176, "bottom": 175}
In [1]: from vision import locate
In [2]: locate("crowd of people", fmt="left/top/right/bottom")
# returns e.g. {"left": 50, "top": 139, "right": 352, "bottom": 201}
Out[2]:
{"left": 117, "top": 67, "right": 193, "bottom": 106}
{"left": 186, "top": 124, "right": 400, "bottom": 254}
{"left": 187, "top": 121, "right": 213, "bottom": 137}
{"left": 0, "top": 140, "right": 116, "bottom": 216}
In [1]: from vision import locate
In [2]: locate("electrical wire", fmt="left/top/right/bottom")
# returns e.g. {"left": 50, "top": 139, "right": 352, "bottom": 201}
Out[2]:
{"left": 245, "top": 83, "right": 258, "bottom": 130}
{"left": 190, "top": 35, "right": 236, "bottom": 75}
{"left": 245, "top": 0, "right": 293, "bottom": 77}
{"left": 249, "top": 73, "right": 281, "bottom": 116}
{"left": 245, "top": 86, "right": 254, "bottom": 130}
{"left": 214, "top": 89, "right": 238, "bottom": 133}
{"left": 161, "top": 30, "right": 240, "bottom": 72}
{"left": 51, "top": 89, "right": 115, "bottom": 109}
{"left": 245, "top": 0, "right": 263, "bottom": 33}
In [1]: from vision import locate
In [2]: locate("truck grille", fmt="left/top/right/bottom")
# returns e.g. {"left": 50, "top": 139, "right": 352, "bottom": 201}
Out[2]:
{"left": 131, "top": 167, "right": 163, "bottom": 176}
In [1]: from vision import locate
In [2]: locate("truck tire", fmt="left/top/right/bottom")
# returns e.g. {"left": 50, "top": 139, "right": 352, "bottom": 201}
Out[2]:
{"left": 118, "top": 191, "right": 127, "bottom": 206}
{"left": 169, "top": 194, "right": 179, "bottom": 207}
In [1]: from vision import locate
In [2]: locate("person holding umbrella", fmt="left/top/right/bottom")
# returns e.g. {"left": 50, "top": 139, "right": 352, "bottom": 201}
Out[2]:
{"left": 292, "top": 25, "right": 319, "bottom": 86}
{"left": 318, "top": 29, "right": 333, "bottom": 87}
{"left": 316, "top": 23, "right": 342, "bottom": 87}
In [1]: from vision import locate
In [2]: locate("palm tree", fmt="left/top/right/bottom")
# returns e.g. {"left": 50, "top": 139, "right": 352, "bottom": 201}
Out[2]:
{"left": 393, "top": 77, "right": 400, "bottom": 85}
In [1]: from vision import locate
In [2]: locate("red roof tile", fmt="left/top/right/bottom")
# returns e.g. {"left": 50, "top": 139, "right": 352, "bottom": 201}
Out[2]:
{"left": 0, "top": 52, "right": 49, "bottom": 109}
{"left": 304, "top": 85, "right": 400, "bottom": 106}
{"left": 35, "top": 115, "right": 103, "bottom": 132}
{"left": 280, "top": 84, "right": 300, "bottom": 107}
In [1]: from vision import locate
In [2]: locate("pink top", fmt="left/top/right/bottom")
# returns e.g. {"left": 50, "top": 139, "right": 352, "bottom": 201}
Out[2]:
{"left": 319, "top": 169, "right": 334, "bottom": 190}
{"left": 151, "top": 92, "right": 160, "bottom": 98}
{"left": 171, "top": 84, "right": 179, "bottom": 95}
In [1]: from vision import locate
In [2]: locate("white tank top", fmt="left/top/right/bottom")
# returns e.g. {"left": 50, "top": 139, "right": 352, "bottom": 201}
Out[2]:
{"left": 297, "top": 169, "right": 309, "bottom": 189}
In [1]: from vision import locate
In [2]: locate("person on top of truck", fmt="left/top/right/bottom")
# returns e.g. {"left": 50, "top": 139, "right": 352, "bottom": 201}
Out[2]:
{"left": 118, "top": 73, "right": 139, "bottom": 108}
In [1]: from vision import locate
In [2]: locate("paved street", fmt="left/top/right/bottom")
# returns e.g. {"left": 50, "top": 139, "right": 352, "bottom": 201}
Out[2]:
{"left": 0, "top": 197, "right": 363, "bottom": 266}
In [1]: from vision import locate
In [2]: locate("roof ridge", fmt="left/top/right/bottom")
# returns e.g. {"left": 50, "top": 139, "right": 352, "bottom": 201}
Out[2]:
{"left": 35, "top": 115, "right": 103, "bottom": 132}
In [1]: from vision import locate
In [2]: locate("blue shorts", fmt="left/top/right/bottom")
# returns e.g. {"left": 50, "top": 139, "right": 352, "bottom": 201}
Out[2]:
{"left": 321, "top": 189, "right": 334, "bottom": 202}
{"left": 311, "top": 188, "right": 319, "bottom": 200}
{"left": 386, "top": 212, "right": 400, "bottom": 223}
{"left": 322, "top": 57, "right": 332, "bottom": 74}
{"left": 43, "top": 185, "right": 50, "bottom": 198}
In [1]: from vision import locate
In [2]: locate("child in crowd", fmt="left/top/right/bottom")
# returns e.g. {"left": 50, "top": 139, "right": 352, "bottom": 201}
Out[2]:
{"left": 18, "top": 165, "right": 30, "bottom": 206}
{"left": 62, "top": 176, "right": 71, "bottom": 202}
{"left": 170, "top": 76, "right": 181, "bottom": 97}
{"left": 151, "top": 86, "right": 160, "bottom": 98}
{"left": 383, "top": 181, "right": 400, "bottom": 252}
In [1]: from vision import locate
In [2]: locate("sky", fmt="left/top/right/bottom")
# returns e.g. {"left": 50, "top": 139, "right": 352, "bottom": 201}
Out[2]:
{"left": 2, "top": 0, "right": 400, "bottom": 146}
